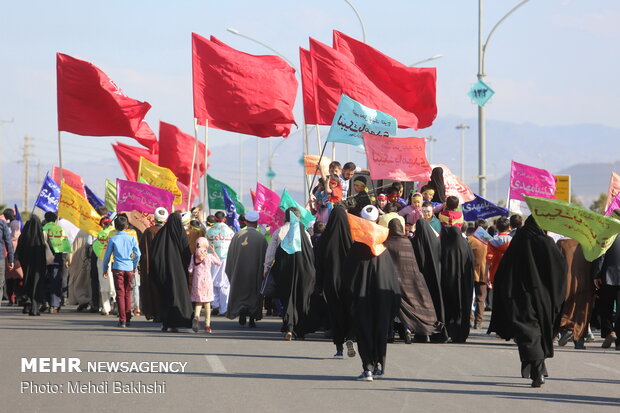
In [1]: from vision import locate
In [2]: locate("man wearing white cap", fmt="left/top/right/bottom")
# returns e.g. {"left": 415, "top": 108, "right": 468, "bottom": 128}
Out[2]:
{"left": 206, "top": 211, "right": 235, "bottom": 316}
{"left": 138, "top": 207, "right": 168, "bottom": 321}
{"left": 226, "top": 211, "right": 268, "bottom": 327}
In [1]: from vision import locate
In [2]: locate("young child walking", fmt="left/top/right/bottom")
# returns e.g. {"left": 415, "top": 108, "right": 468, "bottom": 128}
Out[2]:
{"left": 189, "top": 237, "right": 221, "bottom": 333}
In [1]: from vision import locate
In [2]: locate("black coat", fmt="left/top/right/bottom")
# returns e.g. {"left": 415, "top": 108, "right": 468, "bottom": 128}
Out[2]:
{"left": 591, "top": 235, "right": 620, "bottom": 286}
{"left": 488, "top": 216, "right": 567, "bottom": 362}
{"left": 150, "top": 212, "right": 193, "bottom": 329}
{"left": 342, "top": 242, "right": 399, "bottom": 372}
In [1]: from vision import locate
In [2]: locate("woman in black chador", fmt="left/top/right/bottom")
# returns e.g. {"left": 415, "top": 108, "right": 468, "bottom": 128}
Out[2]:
{"left": 17, "top": 216, "right": 47, "bottom": 316}
{"left": 488, "top": 216, "right": 567, "bottom": 387}
{"left": 150, "top": 212, "right": 193, "bottom": 332}
{"left": 314, "top": 206, "right": 354, "bottom": 357}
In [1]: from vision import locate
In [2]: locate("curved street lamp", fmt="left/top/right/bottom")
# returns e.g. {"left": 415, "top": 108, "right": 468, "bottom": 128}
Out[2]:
{"left": 477, "top": 0, "right": 531, "bottom": 197}
{"left": 410, "top": 54, "right": 443, "bottom": 67}
{"left": 343, "top": 0, "right": 366, "bottom": 42}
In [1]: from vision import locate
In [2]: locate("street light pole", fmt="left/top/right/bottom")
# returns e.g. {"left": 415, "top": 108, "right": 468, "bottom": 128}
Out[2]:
{"left": 227, "top": 28, "right": 310, "bottom": 203}
{"left": 410, "top": 54, "right": 444, "bottom": 67}
{"left": 477, "top": 0, "right": 531, "bottom": 197}
{"left": 426, "top": 136, "right": 437, "bottom": 164}
{"left": 456, "top": 124, "right": 470, "bottom": 179}
{"left": 343, "top": 0, "right": 366, "bottom": 43}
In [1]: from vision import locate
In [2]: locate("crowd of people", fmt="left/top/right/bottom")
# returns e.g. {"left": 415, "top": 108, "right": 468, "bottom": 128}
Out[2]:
{"left": 1, "top": 163, "right": 619, "bottom": 387}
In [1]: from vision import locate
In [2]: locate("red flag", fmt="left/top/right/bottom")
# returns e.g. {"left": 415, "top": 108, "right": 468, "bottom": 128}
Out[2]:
{"left": 52, "top": 167, "right": 86, "bottom": 198}
{"left": 332, "top": 31, "right": 437, "bottom": 129}
{"left": 308, "top": 38, "right": 419, "bottom": 129}
{"left": 175, "top": 181, "right": 196, "bottom": 210}
{"left": 250, "top": 188, "right": 257, "bottom": 206}
{"left": 133, "top": 121, "right": 158, "bottom": 151}
{"left": 158, "top": 121, "right": 209, "bottom": 188}
{"left": 299, "top": 48, "right": 318, "bottom": 125}
{"left": 56, "top": 53, "right": 151, "bottom": 138}
{"left": 192, "top": 33, "right": 298, "bottom": 137}
{"left": 112, "top": 142, "right": 158, "bottom": 181}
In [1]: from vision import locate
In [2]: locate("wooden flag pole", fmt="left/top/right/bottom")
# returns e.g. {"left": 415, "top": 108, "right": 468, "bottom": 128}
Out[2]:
{"left": 57, "top": 131, "right": 63, "bottom": 188}
{"left": 307, "top": 141, "right": 328, "bottom": 201}
{"left": 302, "top": 124, "right": 310, "bottom": 205}
{"left": 189, "top": 118, "right": 200, "bottom": 211}
{"left": 315, "top": 124, "right": 322, "bottom": 154}
{"left": 203, "top": 120, "right": 209, "bottom": 216}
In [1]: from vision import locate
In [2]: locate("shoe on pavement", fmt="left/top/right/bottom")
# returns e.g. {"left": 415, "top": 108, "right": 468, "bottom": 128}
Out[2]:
{"left": 192, "top": 317, "right": 200, "bottom": 333}
{"left": 248, "top": 319, "right": 257, "bottom": 328}
{"left": 531, "top": 376, "right": 545, "bottom": 388}
{"left": 602, "top": 333, "right": 617, "bottom": 349}
{"left": 404, "top": 330, "right": 413, "bottom": 344}
{"left": 283, "top": 332, "right": 293, "bottom": 341}
{"left": 118, "top": 321, "right": 126, "bottom": 328}
{"left": 333, "top": 351, "right": 344, "bottom": 359}
{"left": 239, "top": 315, "right": 247, "bottom": 326}
{"left": 357, "top": 370, "right": 373, "bottom": 382}
{"left": 345, "top": 340, "right": 356, "bottom": 358}
{"left": 373, "top": 367, "right": 384, "bottom": 379}
{"left": 585, "top": 332, "right": 595, "bottom": 343}
{"left": 573, "top": 338, "right": 586, "bottom": 349}
{"left": 204, "top": 326, "right": 212, "bottom": 333}
{"left": 558, "top": 330, "right": 572, "bottom": 347}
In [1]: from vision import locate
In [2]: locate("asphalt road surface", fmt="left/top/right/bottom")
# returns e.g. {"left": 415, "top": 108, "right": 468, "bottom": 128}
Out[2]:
{"left": 1, "top": 305, "right": 619, "bottom": 413}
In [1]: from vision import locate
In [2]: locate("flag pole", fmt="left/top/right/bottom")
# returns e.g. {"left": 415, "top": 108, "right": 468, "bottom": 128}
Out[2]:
{"left": 203, "top": 120, "right": 209, "bottom": 217}
{"left": 189, "top": 118, "right": 200, "bottom": 211}
{"left": 307, "top": 141, "right": 328, "bottom": 201}
{"left": 302, "top": 124, "right": 310, "bottom": 205}
{"left": 315, "top": 125, "right": 322, "bottom": 154}
{"left": 57, "top": 131, "right": 63, "bottom": 187}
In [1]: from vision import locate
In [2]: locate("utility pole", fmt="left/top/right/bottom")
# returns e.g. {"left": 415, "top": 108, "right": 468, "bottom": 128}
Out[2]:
{"left": 0, "top": 118, "right": 15, "bottom": 202}
{"left": 456, "top": 124, "right": 470, "bottom": 179}
{"left": 21, "top": 136, "right": 33, "bottom": 211}
{"left": 426, "top": 136, "right": 437, "bottom": 164}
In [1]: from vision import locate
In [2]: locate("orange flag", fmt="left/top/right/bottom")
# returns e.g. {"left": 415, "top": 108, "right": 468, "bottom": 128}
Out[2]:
{"left": 303, "top": 155, "right": 331, "bottom": 176}
{"left": 347, "top": 213, "right": 389, "bottom": 256}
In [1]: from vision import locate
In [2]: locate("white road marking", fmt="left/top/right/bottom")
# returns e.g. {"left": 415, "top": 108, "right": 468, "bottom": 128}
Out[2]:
{"left": 585, "top": 362, "right": 620, "bottom": 376}
{"left": 205, "top": 355, "right": 227, "bottom": 373}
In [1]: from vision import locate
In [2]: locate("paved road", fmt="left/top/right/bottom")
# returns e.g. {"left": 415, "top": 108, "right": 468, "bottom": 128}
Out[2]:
{"left": 1, "top": 305, "right": 618, "bottom": 413}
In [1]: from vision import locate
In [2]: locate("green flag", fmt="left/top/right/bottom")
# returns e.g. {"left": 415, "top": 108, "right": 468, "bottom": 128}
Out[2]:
{"left": 278, "top": 188, "right": 314, "bottom": 229}
{"left": 105, "top": 179, "right": 117, "bottom": 212}
{"left": 525, "top": 195, "right": 620, "bottom": 261}
{"left": 207, "top": 175, "right": 245, "bottom": 213}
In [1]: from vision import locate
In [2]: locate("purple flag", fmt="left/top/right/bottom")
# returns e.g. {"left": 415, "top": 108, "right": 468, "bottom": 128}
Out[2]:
{"left": 116, "top": 179, "right": 174, "bottom": 214}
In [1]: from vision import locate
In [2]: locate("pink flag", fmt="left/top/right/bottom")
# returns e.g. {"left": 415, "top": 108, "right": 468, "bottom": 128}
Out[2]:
{"left": 175, "top": 181, "right": 195, "bottom": 211}
{"left": 116, "top": 179, "right": 174, "bottom": 214}
{"left": 509, "top": 161, "right": 556, "bottom": 202}
{"left": 363, "top": 133, "right": 431, "bottom": 182}
{"left": 605, "top": 192, "right": 620, "bottom": 216}
{"left": 605, "top": 172, "right": 620, "bottom": 211}
{"left": 254, "top": 183, "right": 284, "bottom": 233}
{"left": 428, "top": 164, "right": 476, "bottom": 204}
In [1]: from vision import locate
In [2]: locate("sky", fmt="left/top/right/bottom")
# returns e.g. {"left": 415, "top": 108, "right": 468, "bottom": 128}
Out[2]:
{"left": 1, "top": 0, "right": 618, "bottom": 203}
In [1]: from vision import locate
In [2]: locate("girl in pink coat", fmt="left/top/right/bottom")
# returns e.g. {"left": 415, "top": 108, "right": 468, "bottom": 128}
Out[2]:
{"left": 189, "top": 237, "right": 221, "bottom": 333}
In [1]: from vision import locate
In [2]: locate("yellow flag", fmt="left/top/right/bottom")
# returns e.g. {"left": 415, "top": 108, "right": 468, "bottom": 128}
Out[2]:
{"left": 58, "top": 182, "right": 102, "bottom": 237}
{"left": 137, "top": 157, "right": 182, "bottom": 205}
{"left": 525, "top": 195, "right": 620, "bottom": 261}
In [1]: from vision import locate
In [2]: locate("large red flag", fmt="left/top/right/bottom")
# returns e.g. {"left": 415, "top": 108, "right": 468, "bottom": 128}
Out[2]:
{"left": 332, "top": 31, "right": 437, "bottom": 129}
{"left": 56, "top": 53, "right": 151, "bottom": 138}
{"left": 158, "top": 121, "right": 208, "bottom": 187}
{"left": 133, "top": 120, "right": 158, "bottom": 151}
{"left": 308, "top": 38, "right": 419, "bottom": 129}
{"left": 192, "top": 33, "right": 298, "bottom": 137}
{"left": 52, "top": 167, "right": 86, "bottom": 198}
{"left": 299, "top": 48, "right": 318, "bottom": 125}
{"left": 112, "top": 142, "right": 158, "bottom": 181}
